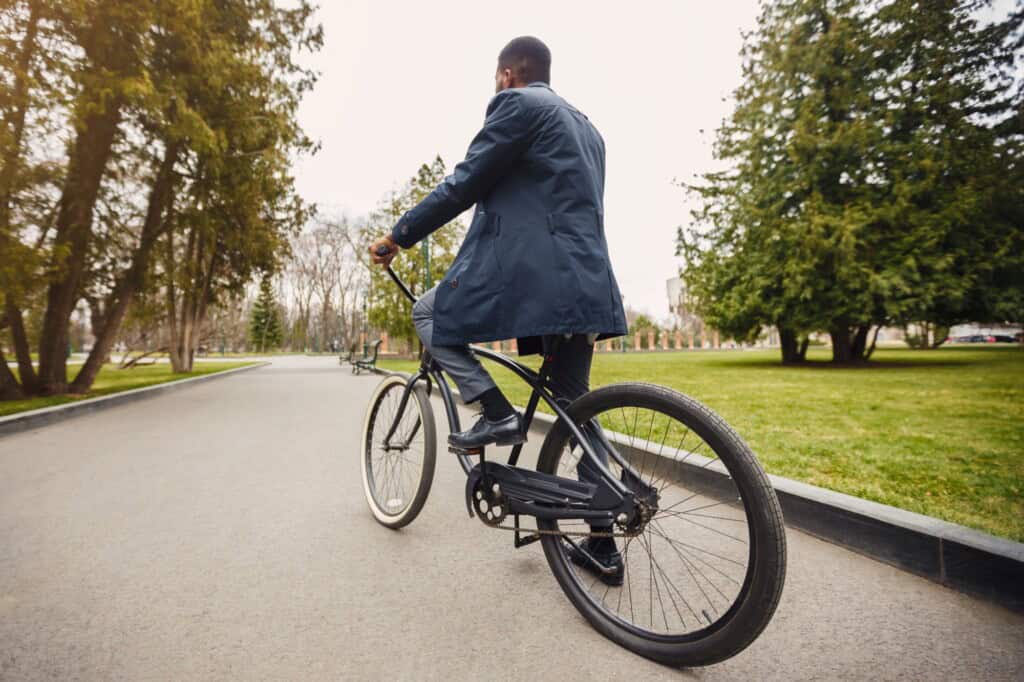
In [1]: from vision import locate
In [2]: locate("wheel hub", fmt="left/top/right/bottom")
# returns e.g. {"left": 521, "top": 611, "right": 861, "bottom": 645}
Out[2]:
{"left": 616, "top": 491, "right": 660, "bottom": 537}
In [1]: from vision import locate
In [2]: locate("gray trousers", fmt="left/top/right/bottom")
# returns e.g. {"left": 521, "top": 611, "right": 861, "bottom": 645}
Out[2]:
{"left": 414, "top": 286, "right": 610, "bottom": 525}
{"left": 413, "top": 286, "right": 595, "bottom": 405}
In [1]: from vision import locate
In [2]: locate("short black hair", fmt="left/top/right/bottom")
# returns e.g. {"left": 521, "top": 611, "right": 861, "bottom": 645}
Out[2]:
{"left": 497, "top": 36, "right": 551, "bottom": 85}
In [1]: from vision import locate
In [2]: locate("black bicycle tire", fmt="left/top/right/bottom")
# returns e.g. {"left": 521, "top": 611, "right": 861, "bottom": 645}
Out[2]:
{"left": 536, "top": 382, "right": 786, "bottom": 667}
{"left": 360, "top": 375, "right": 437, "bottom": 529}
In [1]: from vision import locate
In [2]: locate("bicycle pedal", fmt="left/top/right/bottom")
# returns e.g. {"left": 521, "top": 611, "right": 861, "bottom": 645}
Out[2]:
{"left": 448, "top": 445, "right": 483, "bottom": 456}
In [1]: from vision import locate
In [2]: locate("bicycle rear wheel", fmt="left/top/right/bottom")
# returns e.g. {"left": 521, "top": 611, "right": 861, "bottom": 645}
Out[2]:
{"left": 361, "top": 375, "right": 436, "bottom": 529}
{"left": 536, "top": 383, "right": 786, "bottom": 667}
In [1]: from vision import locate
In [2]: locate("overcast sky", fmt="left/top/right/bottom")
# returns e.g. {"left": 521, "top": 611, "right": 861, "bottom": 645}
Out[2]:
{"left": 291, "top": 0, "right": 1013, "bottom": 320}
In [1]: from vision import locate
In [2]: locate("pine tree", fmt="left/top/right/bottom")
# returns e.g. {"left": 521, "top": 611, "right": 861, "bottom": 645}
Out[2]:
{"left": 680, "top": 0, "right": 880, "bottom": 364}
{"left": 679, "top": 0, "right": 1022, "bottom": 363}
{"left": 873, "top": 0, "right": 1023, "bottom": 340}
{"left": 249, "top": 277, "right": 283, "bottom": 353}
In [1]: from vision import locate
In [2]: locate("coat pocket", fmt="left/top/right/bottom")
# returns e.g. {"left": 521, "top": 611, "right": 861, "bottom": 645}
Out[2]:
{"left": 547, "top": 212, "right": 613, "bottom": 321}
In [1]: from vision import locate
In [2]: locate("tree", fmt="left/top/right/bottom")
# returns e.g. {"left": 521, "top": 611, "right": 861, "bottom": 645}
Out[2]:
{"left": 870, "top": 0, "right": 1023, "bottom": 346}
{"left": 0, "top": 0, "right": 48, "bottom": 398}
{"left": 140, "top": 0, "right": 319, "bottom": 373}
{"left": 34, "top": 1, "right": 161, "bottom": 393}
{"left": 679, "top": 0, "right": 1022, "bottom": 364}
{"left": 0, "top": 0, "right": 322, "bottom": 394}
{"left": 282, "top": 217, "right": 367, "bottom": 352}
{"left": 358, "top": 157, "right": 467, "bottom": 346}
{"left": 249, "top": 276, "right": 283, "bottom": 352}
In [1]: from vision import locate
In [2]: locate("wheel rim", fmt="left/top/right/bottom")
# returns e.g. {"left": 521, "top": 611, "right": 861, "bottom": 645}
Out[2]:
{"left": 364, "top": 382, "right": 428, "bottom": 517}
{"left": 547, "top": 401, "right": 756, "bottom": 641}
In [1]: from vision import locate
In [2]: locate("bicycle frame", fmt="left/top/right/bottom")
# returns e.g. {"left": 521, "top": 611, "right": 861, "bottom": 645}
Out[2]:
{"left": 377, "top": 265, "right": 638, "bottom": 514}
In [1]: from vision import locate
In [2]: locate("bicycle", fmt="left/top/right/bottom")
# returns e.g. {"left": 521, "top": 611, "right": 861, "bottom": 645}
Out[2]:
{"left": 360, "top": 258, "right": 787, "bottom": 667}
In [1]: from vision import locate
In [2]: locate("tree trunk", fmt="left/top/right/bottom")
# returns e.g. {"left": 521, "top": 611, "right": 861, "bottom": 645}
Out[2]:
{"left": 5, "top": 301, "right": 37, "bottom": 393}
{"left": 830, "top": 324, "right": 871, "bottom": 364}
{"left": 165, "top": 222, "right": 219, "bottom": 373}
{"left": 120, "top": 347, "right": 166, "bottom": 369}
{"left": 83, "top": 296, "right": 114, "bottom": 364}
{"left": 165, "top": 229, "right": 183, "bottom": 371}
{"left": 829, "top": 326, "right": 853, "bottom": 364}
{"left": 177, "top": 245, "right": 217, "bottom": 372}
{"left": 779, "top": 326, "right": 807, "bottom": 364}
{"left": 864, "top": 325, "right": 882, "bottom": 360}
{"left": 850, "top": 325, "right": 870, "bottom": 360}
{"left": 166, "top": 223, "right": 199, "bottom": 373}
{"left": 70, "top": 141, "right": 179, "bottom": 393}
{"left": 36, "top": 99, "right": 122, "bottom": 394}
{"left": 0, "top": 349, "right": 24, "bottom": 400}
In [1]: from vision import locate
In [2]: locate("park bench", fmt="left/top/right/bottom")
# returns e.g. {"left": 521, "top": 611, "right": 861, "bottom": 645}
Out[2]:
{"left": 339, "top": 343, "right": 358, "bottom": 366}
{"left": 349, "top": 339, "right": 382, "bottom": 375}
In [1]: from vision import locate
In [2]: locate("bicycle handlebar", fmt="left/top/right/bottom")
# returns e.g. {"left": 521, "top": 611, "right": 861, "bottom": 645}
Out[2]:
{"left": 386, "top": 266, "right": 417, "bottom": 304}
{"left": 374, "top": 244, "right": 417, "bottom": 304}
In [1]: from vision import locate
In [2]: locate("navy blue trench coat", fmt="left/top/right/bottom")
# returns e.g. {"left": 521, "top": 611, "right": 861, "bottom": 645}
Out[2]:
{"left": 390, "top": 82, "right": 627, "bottom": 352}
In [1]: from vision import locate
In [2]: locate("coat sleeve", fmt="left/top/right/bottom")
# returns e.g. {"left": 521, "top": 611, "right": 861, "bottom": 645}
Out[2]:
{"left": 390, "top": 90, "right": 531, "bottom": 248}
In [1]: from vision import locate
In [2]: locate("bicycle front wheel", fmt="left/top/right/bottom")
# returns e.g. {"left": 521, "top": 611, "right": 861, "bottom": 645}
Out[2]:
{"left": 360, "top": 374, "right": 436, "bottom": 529}
{"left": 536, "top": 383, "right": 786, "bottom": 667}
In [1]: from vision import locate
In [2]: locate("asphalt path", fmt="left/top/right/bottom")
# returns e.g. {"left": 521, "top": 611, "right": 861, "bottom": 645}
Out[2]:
{"left": 1, "top": 356, "right": 1021, "bottom": 680}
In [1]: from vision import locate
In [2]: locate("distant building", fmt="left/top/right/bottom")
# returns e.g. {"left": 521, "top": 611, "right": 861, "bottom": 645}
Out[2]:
{"left": 665, "top": 276, "right": 703, "bottom": 335}
{"left": 666, "top": 276, "right": 780, "bottom": 348}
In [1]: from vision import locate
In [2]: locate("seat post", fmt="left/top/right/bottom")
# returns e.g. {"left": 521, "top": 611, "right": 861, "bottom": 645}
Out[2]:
{"left": 537, "top": 335, "right": 563, "bottom": 387}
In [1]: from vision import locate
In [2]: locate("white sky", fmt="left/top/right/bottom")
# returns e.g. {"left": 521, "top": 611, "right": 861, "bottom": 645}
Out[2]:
{"left": 291, "top": 0, "right": 1014, "bottom": 320}
{"left": 292, "top": 0, "right": 762, "bottom": 320}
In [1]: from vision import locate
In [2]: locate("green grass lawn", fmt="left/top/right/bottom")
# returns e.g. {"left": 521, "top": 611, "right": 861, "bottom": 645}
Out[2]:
{"left": 381, "top": 346, "right": 1024, "bottom": 541}
{"left": 1, "top": 361, "right": 258, "bottom": 418}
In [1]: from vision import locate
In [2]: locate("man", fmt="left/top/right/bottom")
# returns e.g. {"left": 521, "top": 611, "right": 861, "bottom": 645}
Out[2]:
{"left": 369, "top": 36, "right": 627, "bottom": 584}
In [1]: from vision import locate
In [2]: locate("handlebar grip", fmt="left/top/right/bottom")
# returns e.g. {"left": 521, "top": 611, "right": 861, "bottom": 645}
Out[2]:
{"left": 375, "top": 245, "right": 393, "bottom": 257}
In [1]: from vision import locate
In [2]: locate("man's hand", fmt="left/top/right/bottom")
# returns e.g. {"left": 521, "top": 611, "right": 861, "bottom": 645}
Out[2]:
{"left": 369, "top": 235, "right": 399, "bottom": 267}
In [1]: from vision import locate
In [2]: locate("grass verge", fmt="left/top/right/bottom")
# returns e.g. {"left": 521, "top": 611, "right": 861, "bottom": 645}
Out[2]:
{"left": 380, "top": 346, "right": 1024, "bottom": 541}
{"left": 1, "top": 361, "right": 259, "bottom": 418}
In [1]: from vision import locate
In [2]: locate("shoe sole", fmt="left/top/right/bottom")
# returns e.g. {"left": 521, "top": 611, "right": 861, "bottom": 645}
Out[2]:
{"left": 568, "top": 551, "right": 624, "bottom": 587}
{"left": 447, "top": 434, "right": 527, "bottom": 449}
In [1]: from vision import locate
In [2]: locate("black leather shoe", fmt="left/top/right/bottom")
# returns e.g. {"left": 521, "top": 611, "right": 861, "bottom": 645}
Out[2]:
{"left": 567, "top": 536, "right": 624, "bottom": 587}
{"left": 448, "top": 412, "right": 526, "bottom": 449}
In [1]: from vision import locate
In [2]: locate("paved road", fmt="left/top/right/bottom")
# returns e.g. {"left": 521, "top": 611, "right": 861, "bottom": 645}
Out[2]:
{"left": 1, "top": 356, "right": 1021, "bottom": 680}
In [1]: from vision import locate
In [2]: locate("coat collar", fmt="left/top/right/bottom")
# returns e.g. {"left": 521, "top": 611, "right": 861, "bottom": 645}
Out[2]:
{"left": 527, "top": 81, "right": 552, "bottom": 90}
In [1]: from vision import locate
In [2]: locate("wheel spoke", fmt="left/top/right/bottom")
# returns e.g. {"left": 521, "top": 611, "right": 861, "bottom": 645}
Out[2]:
{"left": 364, "top": 382, "right": 430, "bottom": 518}
{"left": 546, "top": 395, "right": 766, "bottom": 641}
{"left": 651, "top": 519, "right": 727, "bottom": 611}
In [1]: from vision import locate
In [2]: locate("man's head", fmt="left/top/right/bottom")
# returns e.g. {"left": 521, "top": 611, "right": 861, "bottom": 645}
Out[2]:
{"left": 495, "top": 36, "right": 551, "bottom": 93}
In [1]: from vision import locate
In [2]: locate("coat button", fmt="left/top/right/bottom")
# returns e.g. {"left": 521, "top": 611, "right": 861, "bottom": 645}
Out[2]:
{"left": 451, "top": 278, "right": 459, "bottom": 289}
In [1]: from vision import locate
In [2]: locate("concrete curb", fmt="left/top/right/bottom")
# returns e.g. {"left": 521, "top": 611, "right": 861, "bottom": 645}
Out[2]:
{"left": 371, "top": 366, "right": 1023, "bottom": 611}
{"left": 0, "top": 362, "right": 269, "bottom": 438}
{"left": 528, "top": 410, "right": 1022, "bottom": 612}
